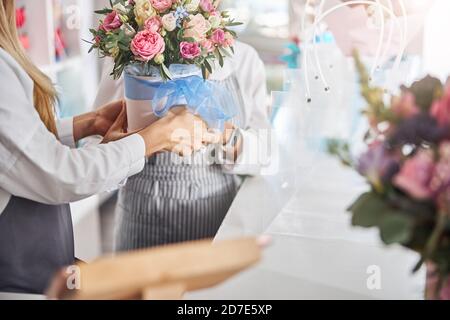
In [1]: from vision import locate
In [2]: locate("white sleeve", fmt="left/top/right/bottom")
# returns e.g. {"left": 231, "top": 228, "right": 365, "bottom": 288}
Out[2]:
{"left": 223, "top": 46, "right": 277, "bottom": 176}
{"left": 0, "top": 57, "right": 146, "bottom": 205}
{"left": 56, "top": 117, "right": 76, "bottom": 148}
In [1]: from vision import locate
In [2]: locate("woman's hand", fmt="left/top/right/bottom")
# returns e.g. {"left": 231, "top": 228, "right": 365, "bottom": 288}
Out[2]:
{"left": 94, "top": 100, "right": 125, "bottom": 137}
{"left": 101, "top": 104, "right": 137, "bottom": 144}
{"left": 138, "top": 107, "right": 221, "bottom": 158}
{"left": 72, "top": 100, "right": 124, "bottom": 142}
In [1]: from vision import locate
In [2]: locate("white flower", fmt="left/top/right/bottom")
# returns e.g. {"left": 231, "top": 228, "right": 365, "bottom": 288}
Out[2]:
{"left": 154, "top": 53, "right": 165, "bottom": 64}
{"left": 161, "top": 13, "right": 177, "bottom": 32}
{"left": 208, "top": 14, "right": 221, "bottom": 29}
{"left": 113, "top": 3, "right": 128, "bottom": 15}
{"left": 134, "top": 0, "right": 156, "bottom": 26}
{"left": 185, "top": 0, "right": 200, "bottom": 12}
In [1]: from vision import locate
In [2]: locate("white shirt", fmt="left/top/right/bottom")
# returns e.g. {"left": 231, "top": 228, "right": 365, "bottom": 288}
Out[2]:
{"left": 93, "top": 41, "right": 273, "bottom": 176}
{"left": 0, "top": 48, "right": 146, "bottom": 214}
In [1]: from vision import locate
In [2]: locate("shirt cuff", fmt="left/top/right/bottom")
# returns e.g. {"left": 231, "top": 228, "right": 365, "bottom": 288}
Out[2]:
{"left": 56, "top": 118, "right": 76, "bottom": 148}
{"left": 121, "top": 133, "right": 146, "bottom": 177}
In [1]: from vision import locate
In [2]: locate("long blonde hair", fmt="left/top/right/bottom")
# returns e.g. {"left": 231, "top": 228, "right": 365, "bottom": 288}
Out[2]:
{"left": 0, "top": 0, "right": 57, "bottom": 134}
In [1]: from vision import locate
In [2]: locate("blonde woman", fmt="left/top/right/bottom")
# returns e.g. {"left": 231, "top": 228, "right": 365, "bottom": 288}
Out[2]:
{"left": 0, "top": 0, "right": 218, "bottom": 294}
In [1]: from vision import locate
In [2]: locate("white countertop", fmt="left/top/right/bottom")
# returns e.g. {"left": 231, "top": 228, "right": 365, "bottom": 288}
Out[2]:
{"left": 187, "top": 152, "right": 426, "bottom": 300}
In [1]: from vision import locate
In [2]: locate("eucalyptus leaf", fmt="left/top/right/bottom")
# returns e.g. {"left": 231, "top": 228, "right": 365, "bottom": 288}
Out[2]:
{"left": 349, "top": 192, "right": 387, "bottom": 228}
{"left": 379, "top": 213, "right": 413, "bottom": 245}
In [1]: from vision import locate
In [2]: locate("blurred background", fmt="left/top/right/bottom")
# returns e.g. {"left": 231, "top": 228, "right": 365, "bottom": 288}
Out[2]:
{"left": 16, "top": 0, "right": 450, "bottom": 261}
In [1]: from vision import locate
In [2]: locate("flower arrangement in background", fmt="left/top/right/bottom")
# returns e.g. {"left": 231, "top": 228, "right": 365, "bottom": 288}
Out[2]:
{"left": 89, "top": 0, "right": 241, "bottom": 79}
{"left": 328, "top": 52, "right": 450, "bottom": 300}
{"left": 15, "top": 6, "right": 29, "bottom": 50}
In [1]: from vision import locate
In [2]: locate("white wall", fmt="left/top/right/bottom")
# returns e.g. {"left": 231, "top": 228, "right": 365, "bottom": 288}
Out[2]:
{"left": 423, "top": 0, "right": 450, "bottom": 81}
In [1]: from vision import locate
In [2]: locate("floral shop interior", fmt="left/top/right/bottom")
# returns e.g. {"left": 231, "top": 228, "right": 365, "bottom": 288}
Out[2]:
{"left": 1, "top": 0, "right": 450, "bottom": 301}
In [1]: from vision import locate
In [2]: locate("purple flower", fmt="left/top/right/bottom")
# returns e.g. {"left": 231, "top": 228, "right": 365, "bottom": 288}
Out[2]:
{"left": 358, "top": 142, "right": 399, "bottom": 191}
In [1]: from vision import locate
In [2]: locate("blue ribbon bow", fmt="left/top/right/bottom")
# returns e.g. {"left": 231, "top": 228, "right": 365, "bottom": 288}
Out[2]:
{"left": 125, "top": 73, "right": 237, "bottom": 131}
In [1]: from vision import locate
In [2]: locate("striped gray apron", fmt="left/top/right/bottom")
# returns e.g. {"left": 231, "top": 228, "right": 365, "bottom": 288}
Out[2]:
{"left": 115, "top": 75, "right": 245, "bottom": 251}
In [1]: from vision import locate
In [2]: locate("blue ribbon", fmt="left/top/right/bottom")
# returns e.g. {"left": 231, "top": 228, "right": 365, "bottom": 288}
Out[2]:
{"left": 124, "top": 73, "right": 237, "bottom": 131}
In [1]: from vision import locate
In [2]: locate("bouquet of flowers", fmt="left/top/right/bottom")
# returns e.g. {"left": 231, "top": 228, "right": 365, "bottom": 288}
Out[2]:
{"left": 329, "top": 52, "right": 450, "bottom": 300}
{"left": 89, "top": 0, "right": 241, "bottom": 130}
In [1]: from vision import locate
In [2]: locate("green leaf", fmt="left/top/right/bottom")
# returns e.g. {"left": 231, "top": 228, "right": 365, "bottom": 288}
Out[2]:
{"left": 379, "top": 213, "right": 413, "bottom": 245}
{"left": 215, "top": 49, "right": 224, "bottom": 68}
{"left": 94, "top": 8, "right": 113, "bottom": 15}
{"left": 204, "top": 59, "right": 213, "bottom": 74}
{"left": 349, "top": 192, "right": 386, "bottom": 228}
{"left": 225, "top": 21, "right": 243, "bottom": 27}
{"left": 161, "top": 63, "right": 172, "bottom": 80}
{"left": 201, "top": 65, "right": 207, "bottom": 80}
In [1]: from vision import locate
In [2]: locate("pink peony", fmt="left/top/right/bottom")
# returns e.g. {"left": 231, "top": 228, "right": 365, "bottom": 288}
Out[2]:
{"left": 150, "top": 0, "right": 173, "bottom": 12}
{"left": 131, "top": 30, "right": 165, "bottom": 61}
{"left": 145, "top": 16, "right": 162, "bottom": 32}
{"left": 430, "top": 84, "right": 450, "bottom": 127}
{"left": 394, "top": 149, "right": 435, "bottom": 200}
{"left": 200, "top": 0, "right": 216, "bottom": 13}
{"left": 211, "top": 29, "right": 225, "bottom": 45}
{"left": 392, "top": 92, "right": 420, "bottom": 119}
{"left": 100, "top": 11, "right": 122, "bottom": 32}
{"left": 180, "top": 41, "right": 201, "bottom": 60}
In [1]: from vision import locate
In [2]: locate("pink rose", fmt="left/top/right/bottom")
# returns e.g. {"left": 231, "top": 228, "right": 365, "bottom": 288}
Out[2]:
{"left": 394, "top": 149, "right": 435, "bottom": 200}
{"left": 150, "top": 0, "right": 173, "bottom": 12}
{"left": 431, "top": 84, "right": 450, "bottom": 127}
{"left": 392, "top": 92, "right": 420, "bottom": 119}
{"left": 131, "top": 30, "right": 165, "bottom": 61}
{"left": 180, "top": 41, "right": 201, "bottom": 60}
{"left": 200, "top": 0, "right": 216, "bottom": 13}
{"left": 211, "top": 29, "right": 225, "bottom": 45}
{"left": 201, "top": 39, "right": 215, "bottom": 53}
{"left": 100, "top": 11, "right": 122, "bottom": 32}
{"left": 145, "top": 16, "right": 162, "bottom": 32}
{"left": 183, "top": 14, "right": 211, "bottom": 41}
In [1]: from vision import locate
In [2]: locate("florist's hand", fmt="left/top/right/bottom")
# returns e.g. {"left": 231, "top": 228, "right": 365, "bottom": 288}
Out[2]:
{"left": 101, "top": 105, "right": 137, "bottom": 144}
{"left": 94, "top": 100, "right": 125, "bottom": 137}
{"left": 138, "top": 107, "right": 222, "bottom": 158}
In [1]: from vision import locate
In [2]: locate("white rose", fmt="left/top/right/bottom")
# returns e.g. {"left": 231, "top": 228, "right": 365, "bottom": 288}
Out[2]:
{"left": 208, "top": 15, "right": 221, "bottom": 29}
{"left": 134, "top": 0, "right": 156, "bottom": 26}
{"left": 161, "top": 13, "right": 177, "bottom": 32}
{"left": 185, "top": 0, "right": 200, "bottom": 12}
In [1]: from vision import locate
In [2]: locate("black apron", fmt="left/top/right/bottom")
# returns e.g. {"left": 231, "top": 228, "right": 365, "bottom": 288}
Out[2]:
{"left": 0, "top": 196, "right": 75, "bottom": 294}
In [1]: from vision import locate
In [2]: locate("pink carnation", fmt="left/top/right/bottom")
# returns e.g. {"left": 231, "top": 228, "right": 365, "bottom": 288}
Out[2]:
{"left": 200, "top": 0, "right": 216, "bottom": 13}
{"left": 150, "top": 0, "right": 173, "bottom": 12}
{"left": 431, "top": 84, "right": 450, "bottom": 127}
{"left": 180, "top": 41, "right": 201, "bottom": 60}
{"left": 393, "top": 149, "right": 435, "bottom": 200}
{"left": 211, "top": 29, "right": 225, "bottom": 45}
{"left": 100, "top": 11, "right": 122, "bottom": 32}
{"left": 131, "top": 29, "right": 165, "bottom": 61}
{"left": 223, "top": 32, "right": 235, "bottom": 47}
{"left": 145, "top": 16, "right": 162, "bottom": 32}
